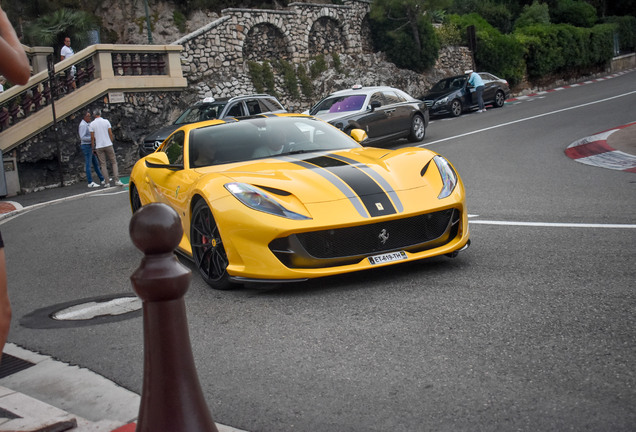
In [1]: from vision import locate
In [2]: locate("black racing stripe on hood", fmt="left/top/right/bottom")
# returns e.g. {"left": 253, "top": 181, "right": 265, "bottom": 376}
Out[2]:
{"left": 304, "top": 156, "right": 396, "bottom": 217}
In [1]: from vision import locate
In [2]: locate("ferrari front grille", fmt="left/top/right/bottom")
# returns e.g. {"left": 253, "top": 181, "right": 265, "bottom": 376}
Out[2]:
{"left": 270, "top": 208, "right": 461, "bottom": 268}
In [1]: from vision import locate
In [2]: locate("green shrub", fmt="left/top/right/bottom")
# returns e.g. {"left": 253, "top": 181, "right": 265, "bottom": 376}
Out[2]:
{"left": 516, "top": 24, "right": 564, "bottom": 78}
{"left": 331, "top": 53, "right": 343, "bottom": 75}
{"left": 435, "top": 23, "right": 463, "bottom": 47}
{"left": 514, "top": 0, "right": 550, "bottom": 30}
{"left": 297, "top": 64, "right": 313, "bottom": 98}
{"left": 276, "top": 60, "right": 299, "bottom": 99}
{"left": 447, "top": 14, "right": 524, "bottom": 86}
{"left": 309, "top": 55, "right": 327, "bottom": 78}
{"left": 588, "top": 23, "right": 617, "bottom": 65}
{"left": 476, "top": 32, "right": 525, "bottom": 87}
{"left": 604, "top": 15, "right": 636, "bottom": 52}
{"left": 551, "top": 0, "right": 597, "bottom": 28}
{"left": 248, "top": 61, "right": 265, "bottom": 93}
{"left": 173, "top": 10, "right": 187, "bottom": 33}
{"left": 262, "top": 61, "right": 277, "bottom": 97}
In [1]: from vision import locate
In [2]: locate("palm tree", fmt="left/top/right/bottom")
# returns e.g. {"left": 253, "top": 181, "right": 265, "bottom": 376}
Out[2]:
{"left": 24, "top": 8, "right": 98, "bottom": 51}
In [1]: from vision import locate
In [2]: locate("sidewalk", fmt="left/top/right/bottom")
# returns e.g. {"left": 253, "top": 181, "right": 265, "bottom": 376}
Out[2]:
{"left": 0, "top": 180, "right": 246, "bottom": 431}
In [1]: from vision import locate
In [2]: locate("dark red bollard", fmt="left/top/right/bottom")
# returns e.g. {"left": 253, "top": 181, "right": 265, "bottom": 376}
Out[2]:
{"left": 130, "top": 203, "right": 218, "bottom": 432}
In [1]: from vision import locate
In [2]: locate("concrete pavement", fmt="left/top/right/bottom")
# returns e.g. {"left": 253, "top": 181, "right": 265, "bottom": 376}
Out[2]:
{"left": 0, "top": 118, "right": 633, "bottom": 431}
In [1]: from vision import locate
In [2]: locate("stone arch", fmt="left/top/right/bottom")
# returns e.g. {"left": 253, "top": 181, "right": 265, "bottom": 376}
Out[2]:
{"left": 308, "top": 16, "right": 346, "bottom": 56}
{"left": 243, "top": 22, "right": 291, "bottom": 61}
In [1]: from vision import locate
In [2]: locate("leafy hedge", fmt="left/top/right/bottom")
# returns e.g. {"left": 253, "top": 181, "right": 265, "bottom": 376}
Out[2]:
{"left": 604, "top": 15, "right": 636, "bottom": 52}
{"left": 447, "top": 13, "right": 618, "bottom": 85}
{"left": 448, "top": 14, "right": 525, "bottom": 86}
{"left": 517, "top": 23, "right": 616, "bottom": 79}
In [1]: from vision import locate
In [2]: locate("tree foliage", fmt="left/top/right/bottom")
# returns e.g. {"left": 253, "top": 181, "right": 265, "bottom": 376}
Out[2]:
{"left": 550, "top": 0, "right": 598, "bottom": 27}
{"left": 23, "top": 8, "right": 98, "bottom": 50}
{"left": 370, "top": 0, "right": 441, "bottom": 72}
{"left": 514, "top": 1, "right": 551, "bottom": 30}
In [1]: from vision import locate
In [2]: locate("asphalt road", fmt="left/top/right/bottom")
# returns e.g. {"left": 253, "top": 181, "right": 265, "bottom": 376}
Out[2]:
{"left": 2, "top": 71, "right": 636, "bottom": 431}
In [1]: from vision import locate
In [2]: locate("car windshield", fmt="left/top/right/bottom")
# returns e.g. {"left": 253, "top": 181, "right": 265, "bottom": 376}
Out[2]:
{"left": 189, "top": 116, "right": 360, "bottom": 168}
{"left": 430, "top": 77, "right": 466, "bottom": 92}
{"left": 310, "top": 94, "right": 367, "bottom": 115}
{"left": 175, "top": 102, "right": 228, "bottom": 125}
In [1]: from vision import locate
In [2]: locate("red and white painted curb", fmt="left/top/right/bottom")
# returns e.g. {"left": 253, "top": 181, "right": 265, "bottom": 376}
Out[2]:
{"left": 565, "top": 122, "right": 636, "bottom": 173}
{"left": 507, "top": 69, "right": 636, "bottom": 102}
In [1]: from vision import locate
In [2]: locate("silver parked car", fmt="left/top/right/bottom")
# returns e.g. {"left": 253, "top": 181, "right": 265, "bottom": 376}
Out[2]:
{"left": 139, "top": 94, "right": 286, "bottom": 157}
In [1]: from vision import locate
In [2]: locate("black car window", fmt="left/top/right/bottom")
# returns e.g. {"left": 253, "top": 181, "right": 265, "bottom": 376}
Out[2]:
{"left": 370, "top": 92, "right": 384, "bottom": 106}
{"left": 479, "top": 73, "right": 495, "bottom": 81}
{"left": 431, "top": 78, "right": 452, "bottom": 92}
{"left": 451, "top": 77, "right": 466, "bottom": 89}
{"left": 246, "top": 100, "right": 262, "bottom": 115}
{"left": 258, "top": 98, "right": 284, "bottom": 112}
{"left": 382, "top": 91, "right": 402, "bottom": 104}
{"left": 162, "top": 131, "right": 184, "bottom": 165}
{"left": 226, "top": 103, "right": 244, "bottom": 117}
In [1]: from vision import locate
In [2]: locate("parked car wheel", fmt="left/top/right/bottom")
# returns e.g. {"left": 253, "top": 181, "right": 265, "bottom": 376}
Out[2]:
{"left": 450, "top": 99, "right": 462, "bottom": 117}
{"left": 190, "top": 200, "right": 234, "bottom": 290}
{"left": 494, "top": 90, "right": 506, "bottom": 108}
{"left": 408, "top": 114, "right": 426, "bottom": 142}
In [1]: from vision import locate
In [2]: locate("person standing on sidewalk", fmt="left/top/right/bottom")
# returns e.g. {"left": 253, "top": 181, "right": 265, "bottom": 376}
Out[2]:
{"left": 79, "top": 111, "right": 105, "bottom": 188}
{"left": 90, "top": 109, "right": 123, "bottom": 187}
{"left": 466, "top": 70, "right": 486, "bottom": 113}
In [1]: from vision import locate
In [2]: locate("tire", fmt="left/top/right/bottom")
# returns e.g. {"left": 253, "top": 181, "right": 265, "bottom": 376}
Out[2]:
{"left": 494, "top": 90, "right": 505, "bottom": 108}
{"left": 407, "top": 114, "right": 426, "bottom": 142}
{"left": 130, "top": 183, "right": 142, "bottom": 213}
{"left": 450, "top": 99, "right": 462, "bottom": 117}
{"left": 190, "top": 200, "right": 234, "bottom": 290}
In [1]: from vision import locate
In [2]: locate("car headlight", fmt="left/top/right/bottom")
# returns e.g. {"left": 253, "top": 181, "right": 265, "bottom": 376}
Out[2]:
{"left": 433, "top": 156, "right": 458, "bottom": 199}
{"left": 225, "top": 183, "right": 310, "bottom": 220}
{"left": 434, "top": 96, "right": 449, "bottom": 106}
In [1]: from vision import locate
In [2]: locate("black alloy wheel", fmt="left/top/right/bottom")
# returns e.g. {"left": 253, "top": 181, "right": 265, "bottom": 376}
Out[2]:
{"left": 450, "top": 99, "right": 462, "bottom": 117}
{"left": 190, "top": 199, "right": 233, "bottom": 290}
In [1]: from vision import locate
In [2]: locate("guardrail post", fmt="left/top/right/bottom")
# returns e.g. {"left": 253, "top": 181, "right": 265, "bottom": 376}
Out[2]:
{"left": 129, "top": 202, "right": 218, "bottom": 432}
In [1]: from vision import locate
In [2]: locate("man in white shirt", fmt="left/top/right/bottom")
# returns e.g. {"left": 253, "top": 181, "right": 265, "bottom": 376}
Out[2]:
{"left": 60, "top": 36, "right": 76, "bottom": 89}
{"left": 90, "top": 109, "right": 123, "bottom": 187}
{"left": 79, "top": 111, "right": 105, "bottom": 188}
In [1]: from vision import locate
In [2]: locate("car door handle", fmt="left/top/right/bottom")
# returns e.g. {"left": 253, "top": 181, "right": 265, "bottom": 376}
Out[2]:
{"left": 385, "top": 109, "right": 395, "bottom": 115}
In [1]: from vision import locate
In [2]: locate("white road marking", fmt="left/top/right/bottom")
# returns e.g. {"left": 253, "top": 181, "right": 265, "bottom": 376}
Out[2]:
{"left": 469, "top": 219, "right": 636, "bottom": 229}
{"left": 420, "top": 90, "right": 636, "bottom": 147}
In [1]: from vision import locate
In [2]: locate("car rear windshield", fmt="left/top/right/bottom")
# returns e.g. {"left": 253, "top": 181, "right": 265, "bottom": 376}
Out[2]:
{"left": 175, "top": 102, "right": 228, "bottom": 125}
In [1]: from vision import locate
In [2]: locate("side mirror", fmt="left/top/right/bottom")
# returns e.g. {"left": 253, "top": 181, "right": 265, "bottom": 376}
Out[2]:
{"left": 350, "top": 129, "right": 368, "bottom": 143}
{"left": 145, "top": 152, "right": 183, "bottom": 171}
{"left": 369, "top": 100, "right": 382, "bottom": 111}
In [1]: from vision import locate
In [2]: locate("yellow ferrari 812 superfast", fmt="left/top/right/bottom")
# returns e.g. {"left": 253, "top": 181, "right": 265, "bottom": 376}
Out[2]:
{"left": 129, "top": 114, "right": 470, "bottom": 290}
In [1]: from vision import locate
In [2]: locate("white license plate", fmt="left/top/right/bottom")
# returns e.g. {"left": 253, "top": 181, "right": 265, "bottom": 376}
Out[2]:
{"left": 368, "top": 251, "right": 408, "bottom": 265}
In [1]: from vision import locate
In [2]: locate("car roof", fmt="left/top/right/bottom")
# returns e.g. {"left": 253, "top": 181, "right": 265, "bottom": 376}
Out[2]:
{"left": 326, "top": 86, "right": 405, "bottom": 97}
{"left": 192, "top": 94, "right": 281, "bottom": 106}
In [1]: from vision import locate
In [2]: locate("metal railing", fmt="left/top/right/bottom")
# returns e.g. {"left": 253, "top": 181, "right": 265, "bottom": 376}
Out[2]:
{"left": 0, "top": 44, "right": 186, "bottom": 153}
